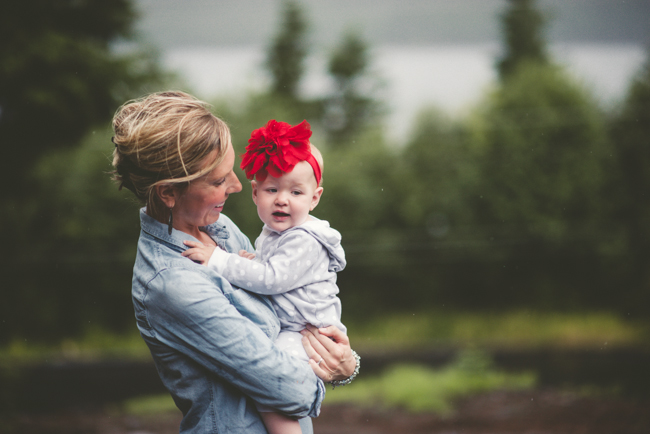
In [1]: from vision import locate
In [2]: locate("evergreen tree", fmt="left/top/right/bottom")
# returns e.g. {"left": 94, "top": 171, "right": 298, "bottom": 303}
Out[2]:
{"left": 323, "top": 30, "right": 379, "bottom": 144}
{"left": 470, "top": 62, "right": 610, "bottom": 308}
{"left": 0, "top": 0, "right": 162, "bottom": 196}
{"left": 497, "top": 0, "right": 549, "bottom": 81}
{"left": 265, "top": 0, "right": 308, "bottom": 100}
{"left": 0, "top": 0, "right": 164, "bottom": 343}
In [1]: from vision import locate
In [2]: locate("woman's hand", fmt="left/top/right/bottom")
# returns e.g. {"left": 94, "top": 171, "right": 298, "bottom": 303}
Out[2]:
{"left": 301, "top": 325, "right": 356, "bottom": 382}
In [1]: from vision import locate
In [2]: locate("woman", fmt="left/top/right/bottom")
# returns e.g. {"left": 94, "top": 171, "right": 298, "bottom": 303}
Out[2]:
{"left": 111, "top": 91, "right": 358, "bottom": 433}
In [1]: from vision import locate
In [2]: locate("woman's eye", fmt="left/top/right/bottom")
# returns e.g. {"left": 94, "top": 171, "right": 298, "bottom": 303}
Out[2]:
{"left": 213, "top": 179, "right": 225, "bottom": 186}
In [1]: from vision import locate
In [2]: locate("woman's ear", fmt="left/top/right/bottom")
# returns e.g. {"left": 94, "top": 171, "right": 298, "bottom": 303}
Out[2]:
{"left": 310, "top": 186, "right": 324, "bottom": 211}
{"left": 156, "top": 183, "right": 178, "bottom": 209}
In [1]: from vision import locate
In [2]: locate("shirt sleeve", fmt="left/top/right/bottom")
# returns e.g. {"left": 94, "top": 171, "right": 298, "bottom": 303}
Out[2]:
{"left": 208, "top": 230, "right": 323, "bottom": 295}
{"left": 146, "top": 266, "right": 324, "bottom": 418}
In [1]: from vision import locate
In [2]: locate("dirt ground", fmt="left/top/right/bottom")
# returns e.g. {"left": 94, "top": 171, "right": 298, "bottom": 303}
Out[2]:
{"left": 3, "top": 389, "right": 649, "bottom": 434}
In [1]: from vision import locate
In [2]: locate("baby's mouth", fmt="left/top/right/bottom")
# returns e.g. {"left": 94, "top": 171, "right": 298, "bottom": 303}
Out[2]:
{"left": 272, "top": 211, "right": 290, "bottom": 217}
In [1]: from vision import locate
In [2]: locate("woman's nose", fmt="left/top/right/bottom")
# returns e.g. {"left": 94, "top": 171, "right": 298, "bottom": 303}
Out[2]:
{"left": 227, "top": 172, "right": 242, "bottom": 193}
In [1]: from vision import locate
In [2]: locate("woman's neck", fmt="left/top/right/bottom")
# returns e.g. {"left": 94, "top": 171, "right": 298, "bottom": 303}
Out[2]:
{"left": 183, "top": 225, "right": 216, "bottom": 247}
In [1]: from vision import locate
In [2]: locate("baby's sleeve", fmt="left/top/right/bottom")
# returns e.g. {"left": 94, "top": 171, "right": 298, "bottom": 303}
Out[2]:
{"left": 210, "top": 231, "right": 321, "bottom": 295}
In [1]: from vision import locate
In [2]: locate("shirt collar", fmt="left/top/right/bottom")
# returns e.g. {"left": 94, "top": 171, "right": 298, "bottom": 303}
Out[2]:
{"left": 139, "top": 208, "right": 230, "bottom": 250}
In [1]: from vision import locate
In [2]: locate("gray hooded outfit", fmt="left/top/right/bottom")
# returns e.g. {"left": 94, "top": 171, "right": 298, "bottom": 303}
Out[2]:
{"left": 207, "top": 216, "right": 346, "bottom": 361}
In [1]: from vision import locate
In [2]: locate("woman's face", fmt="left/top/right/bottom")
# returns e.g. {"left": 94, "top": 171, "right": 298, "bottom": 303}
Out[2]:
{"left": 173, "top": 145, "right": 242, "bottom": 232}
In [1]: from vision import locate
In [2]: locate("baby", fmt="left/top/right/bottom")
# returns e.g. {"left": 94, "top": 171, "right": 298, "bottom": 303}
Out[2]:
{"left": 183, "top": 119, "right": 346, "bottom": 434}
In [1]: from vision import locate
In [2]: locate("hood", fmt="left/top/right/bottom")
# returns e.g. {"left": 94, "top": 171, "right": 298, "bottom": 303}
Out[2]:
{"left": 297, "top": 217, "right": 346, "bottom": 272}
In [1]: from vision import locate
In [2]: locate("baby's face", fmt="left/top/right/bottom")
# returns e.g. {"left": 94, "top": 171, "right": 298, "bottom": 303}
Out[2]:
{"left": 252, "top": 161, "right": 323, "bottom": 232}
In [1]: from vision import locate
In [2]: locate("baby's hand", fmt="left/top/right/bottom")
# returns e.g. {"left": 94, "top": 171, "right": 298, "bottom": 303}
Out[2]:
{"left": 182, "top": 240, "right": 216, "bottom": 266}
{"left": 238, "top": 250, "right": 256, "bottom": 260}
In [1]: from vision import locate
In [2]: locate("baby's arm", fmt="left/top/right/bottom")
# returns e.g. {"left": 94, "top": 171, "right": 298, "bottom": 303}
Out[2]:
{"left": 206, "top": 231, "right": 322, "bottom": 295}
{"left": 183, "top": 241, "right": 255, "bottom": 265}
{"left": 239, "top": 249, "right": 256, "bottom": 260}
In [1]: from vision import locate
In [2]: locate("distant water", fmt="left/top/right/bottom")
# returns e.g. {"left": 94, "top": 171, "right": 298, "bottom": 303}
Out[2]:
{"left": 162, "top": 43, "right": 646, "bottom": 143}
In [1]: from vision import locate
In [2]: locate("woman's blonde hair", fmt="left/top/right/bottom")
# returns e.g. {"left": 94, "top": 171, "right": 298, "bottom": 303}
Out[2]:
{"left": 112, "top": 91, "right": 231, "bottom": 221}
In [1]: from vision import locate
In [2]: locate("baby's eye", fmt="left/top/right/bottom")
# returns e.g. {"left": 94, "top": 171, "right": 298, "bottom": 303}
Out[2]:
{"left": 267, "top": 188, "right": 277, "bottom": 193}
{"left": 292, "top": 190, "right": 302, "bottom": 196}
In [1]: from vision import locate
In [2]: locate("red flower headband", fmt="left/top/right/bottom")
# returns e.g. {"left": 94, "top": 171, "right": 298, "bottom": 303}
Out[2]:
{"left": 240, "top": 119, "right": 322, "bottom": 185}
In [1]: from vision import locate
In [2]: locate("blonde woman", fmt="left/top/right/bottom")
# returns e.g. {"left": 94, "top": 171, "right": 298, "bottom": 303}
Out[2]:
{"left": 112, "top": 91, "right": 358, "bottom": 434}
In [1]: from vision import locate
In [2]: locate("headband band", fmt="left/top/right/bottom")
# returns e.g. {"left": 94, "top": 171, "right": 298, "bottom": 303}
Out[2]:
{"left": 305, "top": 153, "right": 322, "bottom": 186}
{"left": 240, "top": 119, "right": 321, "bottom": 185}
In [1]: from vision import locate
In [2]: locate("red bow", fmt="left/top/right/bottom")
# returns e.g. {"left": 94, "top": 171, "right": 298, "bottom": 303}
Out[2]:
{"left": 241, "top": 119, "right": 320, "bottom": 184}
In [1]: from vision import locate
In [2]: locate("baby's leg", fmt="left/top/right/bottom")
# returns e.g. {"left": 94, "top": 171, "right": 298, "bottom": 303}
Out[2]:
{"left": 260, "top": 411, "right": 302, "bottom": 434}
{"left": 258, "top": 331, "right": 309, "bottom": 433}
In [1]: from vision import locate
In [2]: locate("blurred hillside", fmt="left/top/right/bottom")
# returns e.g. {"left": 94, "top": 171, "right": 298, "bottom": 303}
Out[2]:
{"left": 133, "top": 0, "right": 650, "bottom": 47}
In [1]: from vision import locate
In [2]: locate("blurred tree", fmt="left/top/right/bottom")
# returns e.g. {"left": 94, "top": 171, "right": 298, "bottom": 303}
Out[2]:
{"left": 313, "top": 129, "right": 406, "bottom": 315}
{"left": 0, "top": 0, "right": 165, "bottom": 343}
{"left": 388, "top": 108, "right": 482, "bottom": 309}
{"left": 609, "top": 54, "right": 650, "bottom": 314}
{"left": 0, "top": 0, "right": 163, "bottom": 198}
{"left": 6, "top": 130, "right": 141, "bottom": 340}
{"left": 265, "top": 0, "right": 308, "bottom": 101}
{"left": 399, "top": 108, "right": 477, "bottom": 231}
{"left": 496, "top": 0, "right": 549, "bottom": 81}
{"left": 469, "top": 62, "right": 610, "bottom": 308}
{"left": 322, "top": 30, "right": 381, "bottom": 144}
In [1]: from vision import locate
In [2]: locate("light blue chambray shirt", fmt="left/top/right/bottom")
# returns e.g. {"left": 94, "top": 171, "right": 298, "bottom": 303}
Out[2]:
{"left": 132, "top": 209, "right": 324, "bottom": 433}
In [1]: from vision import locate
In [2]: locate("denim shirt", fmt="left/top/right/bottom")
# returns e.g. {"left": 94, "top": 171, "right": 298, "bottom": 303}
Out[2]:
{"left": 133, "top": 209, "right": 324, "bottom": 433}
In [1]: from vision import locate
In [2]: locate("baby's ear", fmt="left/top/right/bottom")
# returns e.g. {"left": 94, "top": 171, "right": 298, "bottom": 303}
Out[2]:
{"left": 310, "top": 187, "right": 324, "bottom": 211}
{"left": 251, "top": 180, "right": 259, "bottom": 205}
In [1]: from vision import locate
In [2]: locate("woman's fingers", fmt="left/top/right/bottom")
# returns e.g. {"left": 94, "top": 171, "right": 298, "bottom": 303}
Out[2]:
{"left": 301, "top": 325, "right": 355, "bottom": 381}
{"left": 308, "top": 357, "right": 334, "bottom": 382}
{"left": 301, "top": 327, "right": 333, "bottom": 361}
{"left": 317, "top": 325, "right": 350, "bottom": 345}
{"left": 302, "top": 334, "right": 335, "bottom": 382}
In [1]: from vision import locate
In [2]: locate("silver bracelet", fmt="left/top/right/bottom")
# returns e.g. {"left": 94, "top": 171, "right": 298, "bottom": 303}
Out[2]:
{"left": 330, "top": 349, "right": 360, "bottom": 388}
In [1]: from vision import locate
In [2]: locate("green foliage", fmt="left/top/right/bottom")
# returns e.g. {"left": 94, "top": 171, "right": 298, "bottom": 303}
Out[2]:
{"left": 474, "top": 63, "right": 608, "bottom": 243}
{"left": 265, "top": 0, "right": 308, "bottom": 100}
{"left": 0, "top": 0, "right": 165, "bottom": 192}
{"left": 497, "top": 0, "right": 549, "bottom": 80}
{"left": 399, "top": 108, "right": 478, "bottom": 230}
{"left": 122, "top": 394, "right": 178, "bottom": 415}
{"left": 346, "top": 310, "right": 648, "bottom": 351}
{"left": 0, "top": 129, "right": 141, "bottom": 343}
{"left": 325, "top": 351, "right": 535, "bottom": 415}
{"left": 607, "top": 54, "right": 650, "bottom": 313}
{"left": 0, "top": 0, "right": 165, "bottom": 344}
{"left": 451, "top": 62, "right": 613, "bottom": 308}
{"left": 323, "top": 30, "right": 382, "bottom": 144}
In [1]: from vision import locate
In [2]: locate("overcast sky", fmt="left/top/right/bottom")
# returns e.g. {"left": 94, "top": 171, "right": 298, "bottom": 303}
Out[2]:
{"left": 134, "top": 0, "right": 650, "bottom": 49}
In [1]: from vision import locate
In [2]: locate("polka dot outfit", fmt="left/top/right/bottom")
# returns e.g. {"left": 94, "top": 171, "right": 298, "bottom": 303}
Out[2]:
{"left": 207, "top": 217, "right": 347, "bottom": 362}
